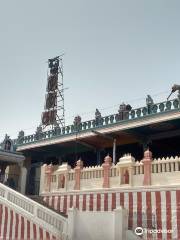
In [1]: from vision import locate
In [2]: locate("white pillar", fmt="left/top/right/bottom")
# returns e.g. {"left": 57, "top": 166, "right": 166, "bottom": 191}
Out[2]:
{"left": 113, "top": 206, "right": 128, "bottom": 240}
{"left": 39, "top": 164, "right": 46, "bottom": 194}
{"left": 113, "top": 139, "right": 116, "bottom": 164}
{"left": 18, "top": 163, "right": 27, "bottom": 194}
{"left": 68, "top": 207, "right": 77, "bottom": 239}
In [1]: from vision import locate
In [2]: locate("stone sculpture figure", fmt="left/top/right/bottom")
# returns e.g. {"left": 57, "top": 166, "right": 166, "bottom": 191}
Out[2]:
{"left": 2, "top": 134, "right": 12, "bottom": 151}
{"left": 146, "top": 95, "right": 154, "bottom": 114}
{"left": 118, "top": 103, "right": 132, "bottom": 120}
{"left": 167, "top": 84, "right": 180, "bottom": 100}
{"left": 95, "top": 108, "right": 102, "bottom": 126}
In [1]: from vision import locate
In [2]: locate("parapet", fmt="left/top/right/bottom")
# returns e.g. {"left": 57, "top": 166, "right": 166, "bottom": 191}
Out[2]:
{"left": 40, "top": 152, "right": 180, "bottom": 194}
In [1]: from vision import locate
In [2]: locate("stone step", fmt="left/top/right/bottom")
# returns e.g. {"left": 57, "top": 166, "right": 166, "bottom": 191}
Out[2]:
{"left": 27, "top": 195, "right": 67, "bottom": 218}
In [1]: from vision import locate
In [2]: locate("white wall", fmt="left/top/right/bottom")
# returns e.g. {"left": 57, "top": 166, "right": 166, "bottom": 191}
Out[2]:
{"left": 80, "top": 178, "right": 103, "bottom": 190}
{"left": 151, "top": 172, "right": 180, "bottom": 185}
{"left": 68, "top": 207, "right": 128, "bottom": 240}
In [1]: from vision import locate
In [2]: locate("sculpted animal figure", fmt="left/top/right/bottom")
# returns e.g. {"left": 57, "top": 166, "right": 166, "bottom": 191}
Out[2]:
{"left": 167, "top": 84, "right": 180, "bottom": 100}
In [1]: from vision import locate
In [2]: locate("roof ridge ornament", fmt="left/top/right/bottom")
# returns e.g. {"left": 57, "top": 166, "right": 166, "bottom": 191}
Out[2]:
{"left": 1, "top": 134, "right": 14, "bottom": 152}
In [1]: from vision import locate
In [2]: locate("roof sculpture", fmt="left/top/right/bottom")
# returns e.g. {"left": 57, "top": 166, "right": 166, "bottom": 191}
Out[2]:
{"left": 10, "top": 83, "right": 179, "bottom": 149}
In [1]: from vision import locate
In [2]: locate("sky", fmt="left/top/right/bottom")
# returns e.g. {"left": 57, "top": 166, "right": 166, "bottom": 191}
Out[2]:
{"left": 0, "top": 0, "right": 180, "bottom": 141}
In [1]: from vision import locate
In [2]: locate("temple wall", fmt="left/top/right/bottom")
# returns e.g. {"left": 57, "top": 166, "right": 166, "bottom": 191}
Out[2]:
{"left": 67, "top": 180, "right": 75, "bottom": 191}
{"left": 39, "top": 151, "right": 180, "bottom": 239}
{"left": 67, "top": 207, "right": 128, "bottom": 240}
{"left": 40, "top": 154, "right": 180, "bottom": 194}
{"left": 110, "top": 176, "right": 119, "bottom": 186}
{"left": 80, "top": 178, "right": 103, "bottom": 190}
{"left": 42, "top": 186, "right": 180, "bottom": 240}
{"left": 131, "top": 174, "right": 144, "bottom": 186}
{"left": 151, "top": 172, "right": 180, "bottom": 186}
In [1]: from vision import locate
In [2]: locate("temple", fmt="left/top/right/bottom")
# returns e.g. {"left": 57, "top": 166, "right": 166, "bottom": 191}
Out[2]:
{"left": 0, "top": 88, "right": 180, "bottom": 239}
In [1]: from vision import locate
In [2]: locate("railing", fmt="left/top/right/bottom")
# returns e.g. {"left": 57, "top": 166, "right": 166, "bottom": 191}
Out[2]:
{"left": 110, "top": 165, "right": 119, "bottom": 177}
{"left": 15, "top": 98, "right": 179, "bottom": 146}
{"left": 134, "top": 161, "right": 144, "bottom": 175}
{"left": 133, "top": 157, "right": 180, "bottom": 175}
{"left": 80, "top": 166, "right": 104, "bottom": 179}
{"left": 0, "top": 183, "right": 68, "bottom": 238}
{"left": 8, "top": 192, "right": 34, "bottom": 213}
{"left": 152, "top": 156, "right": 180, "bottom": 173}
{"left": 68, "top": 170, "right": 75, "bottom": 181}
{"left": 42, "top": 155, "right": 180, "bottom": 193}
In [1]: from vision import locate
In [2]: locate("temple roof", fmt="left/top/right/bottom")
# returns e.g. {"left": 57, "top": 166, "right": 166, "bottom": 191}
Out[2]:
{"left": 15, "top": 98, "right": 180, "bottom": 153}
{"left": 0, "top": 149, "right": 25, "bottom": 163}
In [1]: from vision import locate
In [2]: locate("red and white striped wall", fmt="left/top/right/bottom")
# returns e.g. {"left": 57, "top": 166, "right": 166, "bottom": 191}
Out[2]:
{"left": 43, "top": 187, "right": 180, "bottom": 240}
{"left": 0, "top": 204, "right": 60, "bottom": 240}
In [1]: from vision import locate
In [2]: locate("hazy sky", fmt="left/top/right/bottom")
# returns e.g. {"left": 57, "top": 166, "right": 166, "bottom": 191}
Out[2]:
{"left": 0, "top": 0, "right": 180, "bottom": 140}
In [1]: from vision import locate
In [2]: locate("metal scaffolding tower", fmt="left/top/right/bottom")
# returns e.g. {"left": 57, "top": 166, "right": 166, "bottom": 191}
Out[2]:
{"left": 41, "top": 56, "right": 65, "bottom": 129}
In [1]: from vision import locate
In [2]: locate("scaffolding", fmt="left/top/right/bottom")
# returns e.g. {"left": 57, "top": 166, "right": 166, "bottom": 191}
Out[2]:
{"left": 41, "top": 56, "right": 65, "bottom": 129}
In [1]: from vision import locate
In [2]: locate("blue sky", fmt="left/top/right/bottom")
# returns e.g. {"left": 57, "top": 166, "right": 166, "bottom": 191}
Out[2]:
{"left": 0, "top": 0, "right": 180, "bottom": 140}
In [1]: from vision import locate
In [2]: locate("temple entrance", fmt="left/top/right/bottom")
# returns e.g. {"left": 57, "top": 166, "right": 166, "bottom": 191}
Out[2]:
{"left": 26, "top": 163, "right": 42, "bottom": 195}
{"left": 0, "top": 144, "right": 25, "bottom": 193}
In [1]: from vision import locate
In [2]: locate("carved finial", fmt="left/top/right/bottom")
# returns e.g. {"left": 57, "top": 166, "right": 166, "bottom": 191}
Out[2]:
{"left": 144, "top": 149, "right": 152, "bottom": 159}
{"left": 104, "top": 154, "right": 112, "bottom": 164}
{"left": 76, "top": 159, "right": 83, "bottom": 168}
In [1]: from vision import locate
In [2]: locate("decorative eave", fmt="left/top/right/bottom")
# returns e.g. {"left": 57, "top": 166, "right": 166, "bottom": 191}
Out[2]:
{"left": 0, "top": 149, "right": 25, "bottom": 164}
{"left": 16, "top": 107, "right": 180, "bottom": 152}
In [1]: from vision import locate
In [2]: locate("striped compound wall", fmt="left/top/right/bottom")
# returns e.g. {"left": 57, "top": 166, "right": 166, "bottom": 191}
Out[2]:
{"left": 43, "top": 187, "right": 180, "bottom": 240}
{"left": 0, "top": 204, "right": 60, "bottom": 240}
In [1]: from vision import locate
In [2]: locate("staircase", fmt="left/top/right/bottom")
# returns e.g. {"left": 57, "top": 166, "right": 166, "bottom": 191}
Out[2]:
{"left": 29, "top": 195, "right": 67, "bottom": 217}
{"left": 0, "top": 183, "right": 146, "bottom": 240}
{"left": 0, "top": 183, "right": 69, "bottom": 240}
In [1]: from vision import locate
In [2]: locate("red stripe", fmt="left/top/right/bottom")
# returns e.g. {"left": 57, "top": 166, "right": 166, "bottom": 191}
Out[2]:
{"left": 97, "top": 194, "right": 101, "bottom": 211}
{"left": 63, "top": 195, "right": 67, "bottom": 213}
{"left": 57, "top": 196, "right": 61, "bottom": 212}
{"left": 46, "top": 196, "right": 50, "bottom": 206}
{"left": 104, "top": 193, "right": 108, "bottom": 211}
{"left": 0, "top": 205, "right": 3, "bottom": 236}
{"left": 52, "top": 196, "right": 55, "bottom": 208}
{"left": 128, "top": 192, "right": 133, "bottom": 229}
{"left": 155, "top": 191, "right": 162, "bottom": 239}
{"left": 3, "top": 206, "right": 8, "bottom": 239}
{"left": 76, "top": 195, "right": 79, "bottom": 209}
{"left": 146, "top": 192, "right": 152, "bottom": 239}
{"left": 20, "top": 216, "right": 24, "bottom": 240}
{"left": 146, "top": 192, "right": 152, "bottom": 229}
{"left": 33, "top": 224, "right": 37, "bottom": 240}
{"left": 176, "top": 190, "right": 180, "bottom": 239}
{"left": 46, "top": 231, "right": 50, "bottom": 240}
{"left": 15, "top": 213, "right": 19, "bottom": 239}
{"left": 120, "top": 193, "right": 124, "bottom": 207}
{"left": 70, "top": 195, "right": 73, "bottom": 208}
{"left": 39, "top": 227, "right": 43, "bottom": 240}
{"left": 82, "top": 194, "right": 86, "bottom": 211}
{"left": 9, "top": 210, "right": 13, "bottom": 240}
{"left": 27, "top": 220, "right": 30, "bottom": 239}
{"left": 137, "top": 192, "right": 142, "bottom": 227}
{"left": 89, "top": 194, "right": 93, "bottom": 211}
{"left": 166, "top": 191, "right": 172, "bottom": 240}
{"left": 112, "top": 193, "right": 116, "bottom": 210}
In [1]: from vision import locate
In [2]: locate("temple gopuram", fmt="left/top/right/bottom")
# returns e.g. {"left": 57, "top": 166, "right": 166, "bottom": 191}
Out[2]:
{"left": 0, "top": 85, "right": 180, "bottom": 240}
